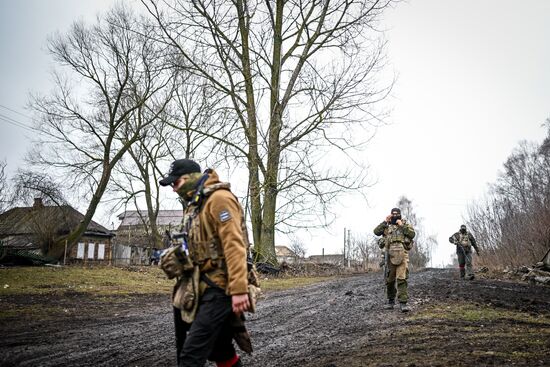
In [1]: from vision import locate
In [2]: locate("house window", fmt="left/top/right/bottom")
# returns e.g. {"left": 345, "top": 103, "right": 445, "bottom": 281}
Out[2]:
{"left": 98, "top": 244, "right": 105, "bottom": 260}
{"left": 87, "top": 243, "right": 95, "bottom": 260}
{"left": 77, "top": 243, "right": 85, "bottom": 259}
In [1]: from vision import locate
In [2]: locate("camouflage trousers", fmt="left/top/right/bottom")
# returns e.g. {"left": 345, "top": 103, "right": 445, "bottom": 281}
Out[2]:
{"left": 386, "top": 260, "right": 409, "bottom": 303}
{"left": 457, "top": 246, "right": 473, "bottom": 279}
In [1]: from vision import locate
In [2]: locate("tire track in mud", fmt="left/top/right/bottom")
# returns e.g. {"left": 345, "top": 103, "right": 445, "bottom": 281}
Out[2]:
{"left": 242, "top": 273, "right": 398, "bottom": 367}
{"left": 1, "top": 269, "right": 548, "bottom": 366}
{"left": 0, "top": 309, "right": 175, "bottom": 366}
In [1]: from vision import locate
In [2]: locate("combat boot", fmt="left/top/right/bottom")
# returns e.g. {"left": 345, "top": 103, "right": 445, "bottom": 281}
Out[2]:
{"left": 399, "top": 302, "right": 410, "bottom": 313}
{"left": 467, "top": 274, "right": 475, "bottom": 280}
{"left": 384, "top": 300, "right": 395, "bottom": 310}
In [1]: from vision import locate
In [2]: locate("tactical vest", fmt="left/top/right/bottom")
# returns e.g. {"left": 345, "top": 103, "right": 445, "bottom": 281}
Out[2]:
{"left": 184, "top": 183, "right": 250, "bottom": 270}
{"left": 458, "top": 232, "right": 471, "bottom": 247}
{"left": 386, "top": 224, "right": 406, "bottom": 244}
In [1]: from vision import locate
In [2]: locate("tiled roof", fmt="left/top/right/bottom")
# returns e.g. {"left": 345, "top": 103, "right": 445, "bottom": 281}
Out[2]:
{"left": 0, "top": 205, "right": 112, "bottom": 237}
{"left": 117, "top": 210, "right": 183, "bottom": 227}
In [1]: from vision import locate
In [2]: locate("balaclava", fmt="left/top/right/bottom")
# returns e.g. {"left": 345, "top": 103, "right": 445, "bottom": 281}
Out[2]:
{"left": 390, "top": 208, "right": 402, "bottom": 225}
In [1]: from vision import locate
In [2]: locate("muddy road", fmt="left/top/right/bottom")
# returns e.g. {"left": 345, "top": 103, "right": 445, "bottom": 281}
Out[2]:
{"left": 1, "top": 268, "right": 549, "bottom": 366}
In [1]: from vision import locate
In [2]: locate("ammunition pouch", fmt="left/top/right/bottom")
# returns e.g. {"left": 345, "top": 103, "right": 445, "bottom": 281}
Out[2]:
{"left": 403, "top": 237, "right": 413, "bottom": 251}
{"left": 389, "top": 242, "right": 405, "bottom": 266}
{"left": 173, "top": 266, "right": 200, "bottom": 323}
{"left": 247, "top": 262, "right": 261, "bottom": 288}
{"left": 160, "top": 246, "right": 194, "bottom": 279}
{"left": 247, "top": 284, "right": 261, "bottom": 313}
{"left": 189, "top": 239, "right": 225, "bottom": 267}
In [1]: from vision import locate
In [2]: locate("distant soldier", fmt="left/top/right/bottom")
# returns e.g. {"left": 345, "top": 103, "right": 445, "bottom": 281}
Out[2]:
{"left": 374, "top": 208, "right": 416, "bottom": 312}
{"left": 449, "top": 224, "right": 480, "bottom": 280}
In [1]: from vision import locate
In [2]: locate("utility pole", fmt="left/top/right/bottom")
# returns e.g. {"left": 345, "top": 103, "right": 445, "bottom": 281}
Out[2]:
{"left": 343, "top": 228, "right": 347, "bottom": 268}
{"left": 347, "top": 229, "right": 351, "bottom": 268}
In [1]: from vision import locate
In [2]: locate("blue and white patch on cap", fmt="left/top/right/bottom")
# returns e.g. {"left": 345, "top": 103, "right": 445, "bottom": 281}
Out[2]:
{"left": 219, "top": 210, "right": 231, "bottom": 222}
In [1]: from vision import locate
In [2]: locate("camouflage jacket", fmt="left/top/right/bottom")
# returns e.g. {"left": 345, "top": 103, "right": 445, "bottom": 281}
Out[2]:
{"left": 448, "top": 231, "right": 479, "bottom": 252}
{"left": 373, "top": 220, "right": 415, "bottom": 246}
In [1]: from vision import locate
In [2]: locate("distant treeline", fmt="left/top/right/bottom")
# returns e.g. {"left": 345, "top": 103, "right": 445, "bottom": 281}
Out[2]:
{"left": 466, "top": 120, "right": 550, "bottom": 268}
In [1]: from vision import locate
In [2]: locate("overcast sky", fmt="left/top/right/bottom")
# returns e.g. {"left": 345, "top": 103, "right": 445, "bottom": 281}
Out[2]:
{"left": 1, "top": 0, "right": 549, "bottom": 266}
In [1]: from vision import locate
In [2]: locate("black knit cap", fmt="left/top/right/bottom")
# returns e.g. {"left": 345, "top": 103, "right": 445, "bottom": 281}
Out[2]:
{"left": 391, "top": 208, "right": 401, "bottom": 214}
{"left": 159, "top": 159, "right": 201, "bottom": 186}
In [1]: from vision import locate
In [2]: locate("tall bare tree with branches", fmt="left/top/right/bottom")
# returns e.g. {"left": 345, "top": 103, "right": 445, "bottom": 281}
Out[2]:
{"left": 396, "top": 196, "right": 430, "bottom": 269}
{"left": 144, "top": 0, "right": 395, "bottom": 263}
{"left": 0, "top": 160, "right": 8, "bottom": 214}
{"left": 107, "top": 69, "right": 228, "bottom": 248}
{"left": 466, "top": 123, "right": 550, "bottom": 268}
{"left": 28, "top": 6, "right": 174, "bottom": 258}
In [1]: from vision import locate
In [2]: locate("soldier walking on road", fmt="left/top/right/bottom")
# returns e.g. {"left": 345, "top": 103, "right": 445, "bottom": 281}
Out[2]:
{"left": 449, "top": 224, "right": 480, "bottom": 280}
{"left": 374, "top": 208, "right": 416, "bottom": 312}
{"left": 159, "top": 159, "right": 253, "bottom": 367}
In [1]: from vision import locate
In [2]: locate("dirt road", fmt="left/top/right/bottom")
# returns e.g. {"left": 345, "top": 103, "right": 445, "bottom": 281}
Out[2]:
{"left": 1, "top": 269, "right": 549, "bottom": 366}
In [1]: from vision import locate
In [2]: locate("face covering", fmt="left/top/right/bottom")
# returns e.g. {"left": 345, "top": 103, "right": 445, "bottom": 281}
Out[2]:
{"left": 460, "top": 228, "right": 466, "bottom": 233}
{"left": 176, "top": 174, "right": 202, "bottom": 201}
{"left": 390, "top": 214, "right": 401, "bottom": 225}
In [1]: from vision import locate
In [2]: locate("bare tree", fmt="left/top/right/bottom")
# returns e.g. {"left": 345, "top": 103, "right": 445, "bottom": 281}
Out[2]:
{"left": 9, "top": 171, "right": 71, "bottom": 255}
{"left": 0, "top": 160, "right": 8, "bottom": 213}
{"left": 28, "top": 5, "right": 174, "bottom": 258}
{"left": 144, "top": 0, "right": 394, "bottom": 263}
{"left": 289, "top": 235, "right": 307, "bottom": 261}
{"left": 107, "top": 69, "right": 227, "bottom": 249}
{"left": 465, "top": 124, "right": 550, "bottom": 268}
{"left": 349, "top": 233, "right": 378, "bottom": 270}
{"left": 9, "top": 170, "right": 68, "bottom": 208}
{"left": 396, "top": 196, "right": 430, "bottom": 269}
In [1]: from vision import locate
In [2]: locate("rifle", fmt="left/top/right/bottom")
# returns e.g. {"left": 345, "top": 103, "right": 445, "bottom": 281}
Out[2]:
{"left": 454, "top": 240, "right": 466, "bottom": 257}
{"left": 384, "top": 248, "right": 390, "bottom": 280}
{"left": 383, "top": 247, "right": 389, "bottom": 299}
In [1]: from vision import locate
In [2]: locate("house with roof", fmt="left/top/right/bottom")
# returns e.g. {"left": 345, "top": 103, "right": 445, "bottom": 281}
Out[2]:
{"left": 275, "top": 245, "right": 299, "bottom": 264}
{"left": 112, "top": 210, "right": 183, "bottom": 265}
{"left": 308, "top": 254, "right": 345, "bottom": 266}
{"left": 0, "top": 198, "right": 114, "bottom": 264}
{"left": 115, "top": 209, "right": 183, "bottom": 247}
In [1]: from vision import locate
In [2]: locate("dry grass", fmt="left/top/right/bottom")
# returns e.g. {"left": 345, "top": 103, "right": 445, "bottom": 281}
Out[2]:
{"left": 0, "top": 266, "right": 334, "bottom": 297}
{"left": 259, "top": 276, "right": 334, "bottom": 292}
{"left": 0, "top": 265, "right": 173, "bottom": 296}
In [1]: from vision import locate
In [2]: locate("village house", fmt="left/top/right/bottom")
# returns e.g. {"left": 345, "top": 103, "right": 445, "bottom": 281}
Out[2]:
{"left": 113, "top": 210, "right": 183, "bottom": 265}
{"left": 275, "top": 245, "right": 299, "bottom": 264}
{"left": 308, "top": 253, "right": 345, "bottom": 266}
{"left": 0, "top": 198, "right": 114, "bottom": 264}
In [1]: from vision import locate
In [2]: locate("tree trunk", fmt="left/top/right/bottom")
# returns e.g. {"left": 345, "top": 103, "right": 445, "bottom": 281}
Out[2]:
{"left": 144, "top": 170, "right": 162, "bottom": 249}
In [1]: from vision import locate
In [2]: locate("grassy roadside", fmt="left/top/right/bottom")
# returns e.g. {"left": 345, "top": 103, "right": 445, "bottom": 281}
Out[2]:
{"left": 0, "top": 266, "right": 334, "bottom": 321}
{"left": 0, "top": 266, "right": 173, "bottom": 296}
{"left": 0, "top": 266, "right": 334, "bottom": 296}
{"left": 349, "top": 302, "right": 550, "bottom": 366}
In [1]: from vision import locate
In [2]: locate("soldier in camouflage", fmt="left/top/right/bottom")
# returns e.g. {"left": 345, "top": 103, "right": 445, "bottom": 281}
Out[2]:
{"left": 449, "top": 224, "right": 480, "bottom": 280}
{"left": 374, "top": 208, "right": 416, "bottom": 312}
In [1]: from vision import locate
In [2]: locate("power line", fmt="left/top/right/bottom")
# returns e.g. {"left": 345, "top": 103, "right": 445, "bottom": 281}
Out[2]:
{"left": 0, "top": 112, "right": 49, "bottom": 138}
{"left": 0, "top": 104, "right": 34, "bottom": 120}
{"left": 0, "top": 113, "right": 37, "bottom": 133}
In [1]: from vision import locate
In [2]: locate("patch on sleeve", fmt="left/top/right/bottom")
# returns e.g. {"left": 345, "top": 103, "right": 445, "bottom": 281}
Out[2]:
{"left": 219, "top": 210, "right": 231, "bottom": 222}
